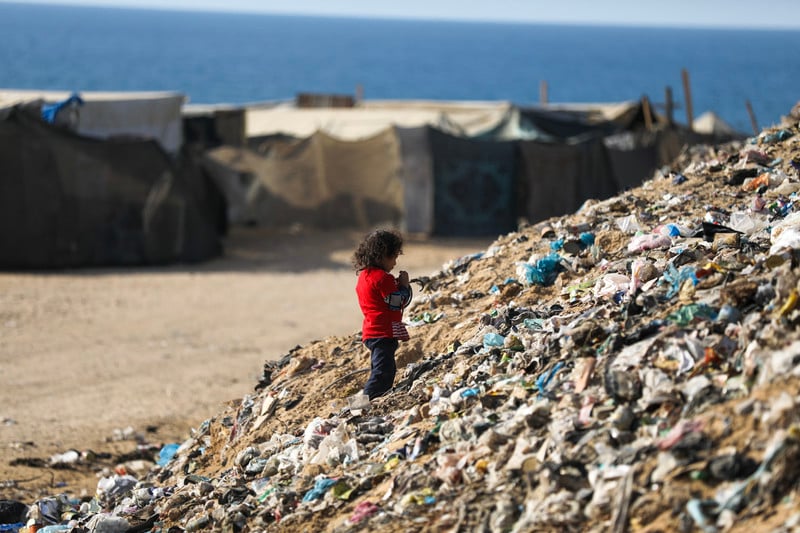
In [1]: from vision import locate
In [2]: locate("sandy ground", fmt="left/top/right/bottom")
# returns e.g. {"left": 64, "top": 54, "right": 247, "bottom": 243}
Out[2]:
{"left": 0, "top": 227, "right": 493, "bottom": 497}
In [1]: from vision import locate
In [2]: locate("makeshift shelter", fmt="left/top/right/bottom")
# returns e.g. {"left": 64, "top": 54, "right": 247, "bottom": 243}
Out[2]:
{"left": 203, "top": 99, "right": 745, "bottom": 237}
{"left": 0, "top": 107, "right": 224, "bottom": 269}
{"left": 428, "top": 128, "right": 517, "bottom": 236}
{"left": 245, "top": 100, "right": 514, "bottom": 141}
{"left": 396, "top": 126, "right": 435, "bottom": 234}
{"left": 693, "top": 110, "right": 745, "bottom": 137}
{"left": 0, "top": 89, "right": 186, "bottom": 153}
{"left": 519, "top": 138, "right": 617, "bottom": 223}
{"left": 206, "top": 129, "right": 403, "bottom": 229}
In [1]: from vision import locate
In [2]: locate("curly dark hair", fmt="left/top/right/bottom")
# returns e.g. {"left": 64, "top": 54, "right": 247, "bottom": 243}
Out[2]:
{"left": 352, "top": 229, "right": 404, "bottom": 273}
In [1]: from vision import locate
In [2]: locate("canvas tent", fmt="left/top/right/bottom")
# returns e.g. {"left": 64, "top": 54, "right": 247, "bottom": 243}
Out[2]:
{"left": 245, "top": 100, "right": 515, "bottom": 141}
{"left": 206, "top": 129, "right": 403, "bottom": 229}
{"left": 693, "top": 111, "right": 744, "bottom": 137}
{"left": 0, "top": 89, "right": 186, "bottom": 153}
{"left": 0, "top": 106, "right": 224, "bottom": 269}
{"left": 427, "top": 128, "right": 517, "bottom": 236}
{"left": 519, "top": 138, "right": 617, "bottom": 224}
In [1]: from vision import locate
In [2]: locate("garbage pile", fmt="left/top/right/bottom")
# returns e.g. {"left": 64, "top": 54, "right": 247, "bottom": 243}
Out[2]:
{"left": 3, "top": 109, "right": 800, "bottom": 532}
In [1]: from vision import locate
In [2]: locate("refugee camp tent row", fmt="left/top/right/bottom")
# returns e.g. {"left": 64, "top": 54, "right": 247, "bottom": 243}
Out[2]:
{"left": 0, "top": 103, "right": 225, "bottom": 269}
{"left": 0, "top": 91, "right": 741, "bottom": 269}
{"left": 201, "top": 100, "right": 742, "bottom": 237}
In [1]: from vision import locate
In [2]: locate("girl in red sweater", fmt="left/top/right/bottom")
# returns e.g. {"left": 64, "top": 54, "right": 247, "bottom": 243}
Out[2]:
{"left": 352, "top": 230, "right": 412, "bottom": 400}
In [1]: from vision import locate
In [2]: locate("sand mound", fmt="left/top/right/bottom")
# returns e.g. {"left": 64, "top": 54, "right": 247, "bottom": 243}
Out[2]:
{"left": 4, "top": 112, "right": 800, "bottom": 532}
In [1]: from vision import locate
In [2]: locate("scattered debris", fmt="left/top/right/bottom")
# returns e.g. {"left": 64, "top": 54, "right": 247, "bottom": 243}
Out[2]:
{"left": 3, "top": 112, "right": 800, "bottom": 532}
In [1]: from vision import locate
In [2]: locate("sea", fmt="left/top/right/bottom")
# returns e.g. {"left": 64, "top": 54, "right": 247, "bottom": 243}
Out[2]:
{"left": 1, "top": 2, "right": 799, "bottom": 134}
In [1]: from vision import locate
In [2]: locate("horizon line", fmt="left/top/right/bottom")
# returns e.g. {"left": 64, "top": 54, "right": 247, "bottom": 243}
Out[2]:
{"left": 2, "top": 1, "right": 800, "bottom": 31}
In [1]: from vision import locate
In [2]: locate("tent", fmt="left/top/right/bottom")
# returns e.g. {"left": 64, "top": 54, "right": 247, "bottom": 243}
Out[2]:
{"left": 0, "top": 89, "right": 186, "bottom": 153}
{"left": 0, "top": 107, "right": 224, "bottom": 269}
{"left": 428, "top": 128, "right": 517, "bottom": 236}
{"left": 693, "top": 110, "right": 745, "bottom": 137}
{"left": 205, "top": 129, "right": 402, "bottom": 229}
{"left": 519, "top": 138, "right": 617, "bottom": 224}
{"left": 245, "top": 100, "right": 514, "bottom": 141}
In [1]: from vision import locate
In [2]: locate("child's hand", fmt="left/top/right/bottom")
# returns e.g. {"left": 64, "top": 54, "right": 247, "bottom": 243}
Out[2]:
{"left": 397, "top": 270, "right": 410, "bottom": 287}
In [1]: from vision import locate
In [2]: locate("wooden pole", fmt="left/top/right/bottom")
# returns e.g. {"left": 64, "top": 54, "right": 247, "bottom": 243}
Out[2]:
{"left": 539, "top": 80, "right": 548, "bottom": 104}
{"left": 664, "top": 86, "right": 674, "bottom": 126}
{"left": 681, "top": 68, "right": 694, "bottom": 131}
{"left": 745, "top": 99, "right": 759, "bottom": 135}
{"left": 641, "top": 95, "right": 653, "bottom": 130}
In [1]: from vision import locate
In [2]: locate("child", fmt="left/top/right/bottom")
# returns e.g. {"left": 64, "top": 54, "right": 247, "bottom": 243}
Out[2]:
{"left": 352, "top": 229, "right": 413, "bottom": 400}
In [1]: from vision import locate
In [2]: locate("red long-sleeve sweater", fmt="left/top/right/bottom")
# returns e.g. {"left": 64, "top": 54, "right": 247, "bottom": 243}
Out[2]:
{"left": 356, "top": 267, "right": 412, "bottom": 340}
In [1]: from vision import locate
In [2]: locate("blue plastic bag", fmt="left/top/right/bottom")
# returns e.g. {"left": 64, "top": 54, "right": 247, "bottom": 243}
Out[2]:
{"left": 157, "top": 443, "right": 180, "bottom": 466}
{"left": 517, "top": 253, "right": 563, "bottom": 286}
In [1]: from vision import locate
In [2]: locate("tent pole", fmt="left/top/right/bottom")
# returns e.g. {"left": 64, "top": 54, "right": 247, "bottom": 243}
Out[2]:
{"left": 681, "top": 68, "right": 694, "bottom": 131}
{"left": 745, "top": 99, "right": 759, "bottom": 136}
{"left": 641, "top": 95, "right": 653, "bottom": 130}
{"left": 664, "top": 86, "right": 674, "bottom": 126}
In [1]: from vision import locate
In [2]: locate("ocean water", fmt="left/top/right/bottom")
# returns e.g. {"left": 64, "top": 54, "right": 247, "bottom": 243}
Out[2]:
{"left": 1, "top": 2, "right": 799, "bottom": 134}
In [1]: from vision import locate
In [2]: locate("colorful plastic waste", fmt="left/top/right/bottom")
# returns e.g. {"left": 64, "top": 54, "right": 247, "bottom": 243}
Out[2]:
{"left": 483, "top": 332, "right": 505, "bottom": 348}
{"left": 348, "top": 501, "right": 379, "bottom": 524}
{"left": 156, "top": 443, "right": 180, "bottom": 467}
{"left": 302, "top": 477, "right": 337, "bottom": 502}
{"left": 516, "top": 253, "right": 563, "bottom": 286}
{"left": 627, "top": 233, "right": 672, "bottom": 252}
{"left": 667, "top": 304, "right": 718, "bottom": 326}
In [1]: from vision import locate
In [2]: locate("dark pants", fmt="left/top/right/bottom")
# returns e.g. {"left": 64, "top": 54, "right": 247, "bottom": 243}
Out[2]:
{"left": 363, "top": 338, "right": 398, "bottom": 400}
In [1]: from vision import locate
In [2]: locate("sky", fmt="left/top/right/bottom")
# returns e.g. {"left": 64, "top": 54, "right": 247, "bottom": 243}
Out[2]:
{"left": 4, "top": 0, "right": 800, "bottom": 29}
